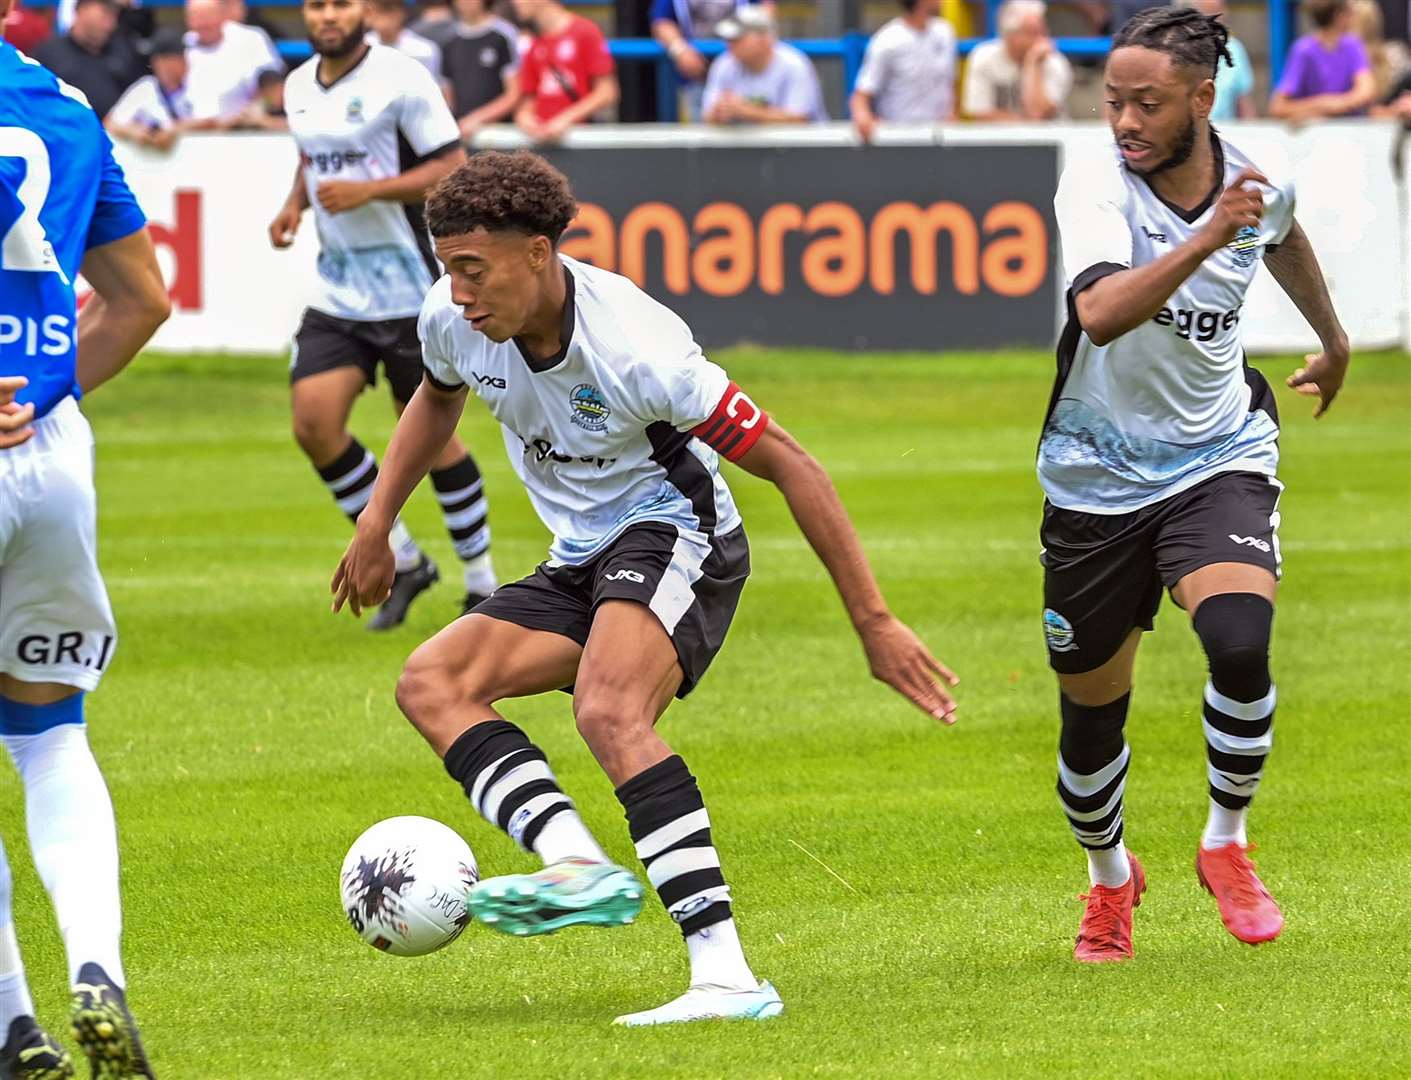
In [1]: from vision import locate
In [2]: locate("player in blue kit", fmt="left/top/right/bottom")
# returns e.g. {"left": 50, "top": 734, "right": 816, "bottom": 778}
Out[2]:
{"left": 1, "top": 18, "right": 171, "bottom": 1079}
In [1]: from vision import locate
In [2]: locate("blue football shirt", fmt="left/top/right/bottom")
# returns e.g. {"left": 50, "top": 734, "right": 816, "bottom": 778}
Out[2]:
{"left": 0, "top": 44, "right": 147, "bottom": 421}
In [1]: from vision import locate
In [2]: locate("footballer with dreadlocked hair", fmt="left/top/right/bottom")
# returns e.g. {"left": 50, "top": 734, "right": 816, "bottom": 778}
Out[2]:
{"left": 1037, "top": 5, "right": 1351, "bottom": 962}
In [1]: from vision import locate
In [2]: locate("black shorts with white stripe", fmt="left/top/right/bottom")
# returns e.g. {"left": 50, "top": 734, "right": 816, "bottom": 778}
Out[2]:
{"left": 1040, "top": 469, "right": 1283, "bottom": 675}
{"left": 470, "top": 522, "right": 749, "bottom": 698}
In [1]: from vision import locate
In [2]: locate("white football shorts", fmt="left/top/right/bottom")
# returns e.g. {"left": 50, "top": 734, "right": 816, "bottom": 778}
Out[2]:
{"left": 0, "top": 396, "right": 117, "bottom": 692}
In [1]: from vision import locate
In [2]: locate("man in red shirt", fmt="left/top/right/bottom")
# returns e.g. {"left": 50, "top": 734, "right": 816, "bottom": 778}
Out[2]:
{"left": 512, "top": 0, "right": 618, "bottom": 142}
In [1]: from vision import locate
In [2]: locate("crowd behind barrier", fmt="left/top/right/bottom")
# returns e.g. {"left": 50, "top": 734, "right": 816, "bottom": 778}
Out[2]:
{"left": 102, "top": 122, "right": 1410, "bottom": 356}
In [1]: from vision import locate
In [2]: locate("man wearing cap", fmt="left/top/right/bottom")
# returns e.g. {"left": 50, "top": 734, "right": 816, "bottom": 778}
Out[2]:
{"left": 651, "top": 0, "right": 769, "bottom": 120}
{"left": 702, "top": 5, "right": 826, "bottom": 124}
{"left": 32, "top": 0, "right": 145, "bottom": 118}
{"left": 105, "top": 28, "right": 203, "bottom": 149}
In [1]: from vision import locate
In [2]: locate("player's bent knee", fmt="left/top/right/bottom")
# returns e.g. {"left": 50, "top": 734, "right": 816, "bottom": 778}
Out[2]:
{"left": 290, "top": 411, "right": 346, "bottom": 463}
{"left": 1192, "top": 593, "right": 1273, "bottom": 699}
{"left": 395, "top": 646, "right": 459, "bottom": 733}
{"left": 572, "top": 695, "right": 653, "bottom": 751}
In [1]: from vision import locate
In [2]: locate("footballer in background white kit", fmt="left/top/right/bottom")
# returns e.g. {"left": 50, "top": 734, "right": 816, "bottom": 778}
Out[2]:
{"left": 331, "top": 152, "right": 962, "bottom": 1027}
{"left": 1038, "top": 9, "right": 1351, "bottom": 964}
{"left": 271, "top": 0, "right": 496, "bottom": 629}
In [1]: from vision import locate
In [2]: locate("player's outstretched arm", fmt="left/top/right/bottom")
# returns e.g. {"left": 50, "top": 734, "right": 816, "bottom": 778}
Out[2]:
{"left": 1264, "top": 219, "right": 1351, "bottom": 418}
{"left": 1076, "top": 169, "right": 1267, "bottom": 346}
{"left": 331, "top": 378, "right": 468, "bottom": 616}
{"left": 75, "top": 229, "right": 171, "bottom": 395}
{"left": 733, "top": 420, "right": 959, "bottom": 723}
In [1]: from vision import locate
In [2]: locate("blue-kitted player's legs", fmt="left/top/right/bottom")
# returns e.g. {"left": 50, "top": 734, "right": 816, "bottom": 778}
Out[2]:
{"left": 0, "top": 403, "right": 152, "bottom": 1079}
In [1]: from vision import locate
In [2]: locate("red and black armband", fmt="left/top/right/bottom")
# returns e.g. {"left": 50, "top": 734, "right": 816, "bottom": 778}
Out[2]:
{"left": 691, "top": 381, "right": 770, "bottom": 462}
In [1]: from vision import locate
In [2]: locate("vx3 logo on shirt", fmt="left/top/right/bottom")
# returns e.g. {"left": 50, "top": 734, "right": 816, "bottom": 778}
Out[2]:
{"left": 472, "top": 371, "right": 506, "bottom": 389}
{"left": 1142, "top": 226, "right": 1169, "bottom": 243}
{"left": 603, "top": 568, "right": 647, "bottom": 584}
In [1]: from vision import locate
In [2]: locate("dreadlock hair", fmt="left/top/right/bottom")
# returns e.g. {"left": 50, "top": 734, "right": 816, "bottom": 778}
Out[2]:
{"left": 1112, "top": 6, "right": 1234, "bottom": 80}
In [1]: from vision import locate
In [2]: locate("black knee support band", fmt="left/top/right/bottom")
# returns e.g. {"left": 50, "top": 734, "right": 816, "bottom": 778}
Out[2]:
{"left": 1058, "top": 691, "right": 1130, "bottom": 775}
{"left": 1193, "top": 593, "right": 1273, "bottom": 703}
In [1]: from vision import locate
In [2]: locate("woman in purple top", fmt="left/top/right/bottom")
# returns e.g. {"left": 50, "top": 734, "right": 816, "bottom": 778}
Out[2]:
{"left": 1270, "top": 0, "right": 1377, "bottom": 119}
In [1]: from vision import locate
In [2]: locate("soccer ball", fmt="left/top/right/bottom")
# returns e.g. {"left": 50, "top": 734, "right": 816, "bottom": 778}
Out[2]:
{"left": 339, "top": 816, "right": 479, "bottom": 956}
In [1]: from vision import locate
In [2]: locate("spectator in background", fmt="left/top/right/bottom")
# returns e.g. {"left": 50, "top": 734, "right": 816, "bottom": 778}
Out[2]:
{"left": 512, "top": 0, "right": 618, "bottom": 143}
{"left": 411, "top": 0, "right": 456, "bottom": 47}
{"left": 851, "top": 0, "right": 957, "bottom": 142}
{"left": 1269, "top": 0, "right": 1376, "bottom": 119}
{"left": 236, "top": 66, "right": 289, "bottom": 129}
{"left": 1182, "top": 0, "right": 1255, "bottom": 119}
{"left": 1351, "top": 0, "right": 1411, "bottom": 101}
{"left": 366, "top": 0, "right": 443, "bottom": 78}
{"left": 3, "top": 0, "right": 53, "bottom": 53}
{"left": 33, "top": 0, "right": 143, "bottom": 118}
{"left": 222, "top": 0, "right": 281, "bottom": 45}
{"left": 184, "top": 0, "right": 283, "bottom": 122}
{"left": 444, "top": 0, "right": 521, "bottom": 139}
{"left": 962, "top": 0, "right": 1072, "bottom": 121}
{"left": 703, "top": 5, "right": 827, "bottom": 124}
{"left": 105, "top": 27, "right": 198, "bottom": 149}
{"left": 652, "top": 0, "right": 767, "bottom": 120}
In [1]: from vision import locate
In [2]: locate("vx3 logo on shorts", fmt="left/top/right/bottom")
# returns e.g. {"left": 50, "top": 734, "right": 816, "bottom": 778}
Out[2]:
{"left": 1228, "top": 534, "right": 1272, "bottom": 552}
{"left": 472, "top": 371, "right": 506, "bottom": 389}
{"left": 603, "top": 569, "right": 646, "bottom": 584}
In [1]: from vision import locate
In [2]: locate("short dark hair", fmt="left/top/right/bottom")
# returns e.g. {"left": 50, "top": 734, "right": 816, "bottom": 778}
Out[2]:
{"left": 1112, "top": 6, "right": 1234, "bottom": 80}
{"left": 426, "top": 151, "right": 579, "bottom": 244}
{"left": 1305, "top": 0, "right": 1348, "bottom": 28}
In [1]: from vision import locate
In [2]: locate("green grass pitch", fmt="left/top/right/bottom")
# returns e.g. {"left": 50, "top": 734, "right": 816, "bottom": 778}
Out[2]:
{"left": 1, "top": 347, "right": 1407, "bottom": 1077}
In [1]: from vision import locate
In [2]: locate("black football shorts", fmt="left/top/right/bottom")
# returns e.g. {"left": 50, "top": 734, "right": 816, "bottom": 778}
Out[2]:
{"left": 289, "top": 308, "right": 425, "bottom": 405}
{"left": 1040, "top": 470, "right": 1283, "bottom": 674}
{"left": 471, "top": 522, "right": 750, "bottom": 698}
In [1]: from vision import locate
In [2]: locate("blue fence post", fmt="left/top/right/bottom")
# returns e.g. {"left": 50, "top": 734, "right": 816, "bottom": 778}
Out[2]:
{"left": 842, "top": 31, "right": 868, "bottom": 96}
{"left": 1269, "top": 0, "right": 1294, "bottom": 88}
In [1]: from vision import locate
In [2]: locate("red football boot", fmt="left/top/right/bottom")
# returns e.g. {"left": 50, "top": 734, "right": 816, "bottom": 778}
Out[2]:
{"left": 1074, "top": 852, "right": 1146, "bottom": 963}
{"left": 1196, "top": 842, "right": 1284, "bottom": 944}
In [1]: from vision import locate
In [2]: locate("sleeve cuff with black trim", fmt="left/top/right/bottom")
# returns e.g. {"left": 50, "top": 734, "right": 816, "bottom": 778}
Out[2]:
{"left": 424, "top": 369, "right": 465, "bottom": 392}
{"left": 1070, "top": 261, "right": 1128, "bottom": 296}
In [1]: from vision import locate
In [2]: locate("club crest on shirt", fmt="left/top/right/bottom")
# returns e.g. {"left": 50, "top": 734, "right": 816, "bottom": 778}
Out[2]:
{"left": 1043, "top": 608, "right": 1078, "bottom": 653}
{"left": 346, "top": 96, "right": 364, "bottom": 123}
{"left": 1228, "top": 225, "right": 1261, "bottom": 268}
{"left": 569, "top": 383, "right": 610, "bottom": 431}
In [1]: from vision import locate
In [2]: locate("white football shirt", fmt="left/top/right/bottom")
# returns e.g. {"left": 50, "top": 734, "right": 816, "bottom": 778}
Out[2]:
{"left": 107, "top": 75, "right": 194, "bottom": 131}
{"left": 365, "top": 28, "right": 444, "bottom": 80}
{"left": 854, "top": 16, "right": 957, "bottom": 122}
{"left": 1039, "top": 135, "right": 1296, "bottom": 513}
{"left": 420, "top": 256, "right": 748, "bottom": 567}
{"left": 285, "top": 45, "right": 462, "bottom": 321}
{"left": 184, "top": 21, "right": 283, "bottom": 120}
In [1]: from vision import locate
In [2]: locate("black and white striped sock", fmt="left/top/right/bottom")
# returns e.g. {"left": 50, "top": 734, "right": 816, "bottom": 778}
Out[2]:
{"left": 617, "top": 755, "right": 755, "bottom": 988}
{"left": 1057, "top": 693, "right": 1131, "bottom": 887}
{"left": 1202, "top": 680, "right": 1275, "bottom": 845}
{"left": 317, "top": 438, "right": 378, "bottom": 523}
{"left": 1195, "top": 593, "right": 1276, "bottom": 848}
{"left": 442, "top": 720, "right": 605, "bottom": 863}
{"left": 315, "top": 438, "right": 420, "bottom": 570}
{"left": 429, "top": 456, "right": 495, "bottom": 595}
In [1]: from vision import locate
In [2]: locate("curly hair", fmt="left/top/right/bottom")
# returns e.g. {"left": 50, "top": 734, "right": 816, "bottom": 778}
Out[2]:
{"left": 425, "top": 151, "right": 579, "bottom": 244}
{"left": 1113, "top": 7, "right": 1234, "bottom": 79}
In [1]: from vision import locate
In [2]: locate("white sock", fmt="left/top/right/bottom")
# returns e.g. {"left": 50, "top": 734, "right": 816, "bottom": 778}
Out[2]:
{"left": 685, "top": 917, "right": 756, "bottom": 991}
{"left": 2, "top": 726, "right": 125, "bottom": 988}
{"left": 462, "top": 552, "right": 497, "bottom": 597}
{"left": 1202, "top": 800, "right": 1248, "bottom": 849}
{"left": 0, "top": 841, "right": 36, "bottom": 1031}
{"left": 389, "top": 519, "right": 422, "bottom": 573}
{"left": 1086, "top": 842, "right": 1132, "bottom": 888}
{"left": 530, "top": 811, "right": 609, "bottom": 866}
